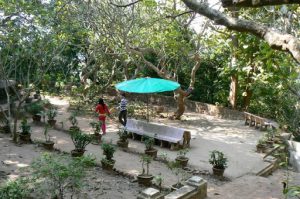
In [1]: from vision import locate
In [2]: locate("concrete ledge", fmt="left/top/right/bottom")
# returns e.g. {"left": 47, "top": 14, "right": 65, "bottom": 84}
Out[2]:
{"left": 287, "top": 140, "right": 300, "bottom": 172}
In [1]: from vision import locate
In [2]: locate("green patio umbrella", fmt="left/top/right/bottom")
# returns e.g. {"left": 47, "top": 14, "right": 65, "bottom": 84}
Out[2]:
{"left": 115, "top": 77, "right": 180, "bottom": 121}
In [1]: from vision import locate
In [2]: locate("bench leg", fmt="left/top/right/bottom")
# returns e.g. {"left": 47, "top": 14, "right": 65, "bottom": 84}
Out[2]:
{"left": 170, "top": 143, "right": 179, "bottom": 150}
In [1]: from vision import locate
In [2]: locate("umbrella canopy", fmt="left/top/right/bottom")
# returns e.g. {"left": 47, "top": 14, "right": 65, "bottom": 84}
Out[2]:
{"left": 115, "top": 77, "right": 180, "bottom": 93}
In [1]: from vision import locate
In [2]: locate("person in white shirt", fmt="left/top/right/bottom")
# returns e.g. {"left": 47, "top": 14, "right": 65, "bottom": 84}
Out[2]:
{"left": 118, "top": 93, "right": 127, "bottom": 126}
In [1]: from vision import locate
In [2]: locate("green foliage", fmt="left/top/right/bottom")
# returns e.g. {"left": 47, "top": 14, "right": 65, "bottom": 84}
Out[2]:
{"left": 143, "top": 135, "right": 155, "bottom": 150}
{"left": 20, "top": 118, "right": 31, "bottom": 134}
{"left": 47, "top": 108, "right": 57, "bottom": 120}
{"left": 70, "top": 130, "right": 92, "bottom": 150}
{"left": 26, "top": 102, "right": 44, "bottom": 115}
{"left": 140, "top": 155, "right": 152, "bottom": 175}
{"left": 68, "top": 112, "right": 78, "bottom": 126}
{"left": 43, "top": 125, "right": 51, "bottom": 142}
{"left": 177, "top": 149, "right": 189, "bottom": 158}
{"left": 101, "top": 141, "right": 115, "bottom": 160}
{"left": 118, "top": 127, "right": 128, "bottom": 141}
{"left": 209, "top": 150, "right": 228, "bottom": 169}
{"left": 167, "top": 161, "right": 186, "bottom": 185}
{"left": 31, "top": 153, "right": 95, "bottom": 199}
{"left": 0, "top": 178, "right": 30, "bottom": 199}
{"left": 90, "top": 121, "right": 102, "bottom": 134}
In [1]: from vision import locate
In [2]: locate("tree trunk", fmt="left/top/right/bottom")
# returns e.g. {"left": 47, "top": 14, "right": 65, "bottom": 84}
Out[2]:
{"left": 229, "top": 74, "right": 238, "bottom": 109}
{"left": 174, "top": 89, "right": 186, "bottom": 119}
{"left": 229, "top": 9, "right": 239, "bottom": 109}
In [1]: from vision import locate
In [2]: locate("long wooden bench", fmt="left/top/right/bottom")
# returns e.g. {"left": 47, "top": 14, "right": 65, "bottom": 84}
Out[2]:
{"left": 244, "top": 112, "right": 276, "bottom": 130}
{"left": 125, "top": 118, "right": 191, "bottom": 150}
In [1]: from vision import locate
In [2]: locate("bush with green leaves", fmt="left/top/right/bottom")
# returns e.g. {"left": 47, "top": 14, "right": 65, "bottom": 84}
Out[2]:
{"left": 90, "top": 121, "right": 102, "bottom": 134}
{"left": 70, "top": 130, "right": 92, "bottom": 151}
{"left": 47, "top": 108, "right": 57, "bottom": 120}
{"left": 0, "top": 177, "right": 30, "bottom": 199}
{"left": 140, "top": 155, "right": 152, "bottom": 176}
{"left": 26, "top": 102, "right": 44, "bottom": 115}
{"left": 101, "top": 141, "right": 115, "bottom": 161}
{"left": 177, "top": 149, "right": 189, "bottom": 158}
{"left": 167, "top": 161, "right": 188, "bottom": 186}
{"left": 20, "top": 118, "right": 31, "bottom": 134}
{"left": 31, "top": 153, "right": 96, "bottom": 199}
{"left": 68, "top": 112, "right": 78, "bottom": 126}
{"left": 143, "top": 136, "right": 155, "bottom": 150}
{"left": 209, "top": 150, "right": 228, "bottom": 169}
{"left": 118, "top": 127, "right": 128, "bottom": 141}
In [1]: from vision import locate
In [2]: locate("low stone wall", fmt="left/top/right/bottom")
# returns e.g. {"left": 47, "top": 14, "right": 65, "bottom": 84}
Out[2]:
{"left": 137, "top": 176, "right": 207, "bottom": 199}
{"left": 127, "top": 94, "right": 243, "bottom": 120}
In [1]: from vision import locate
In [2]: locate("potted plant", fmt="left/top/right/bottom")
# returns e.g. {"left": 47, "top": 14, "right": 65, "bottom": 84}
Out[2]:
{"left": 175, "top": 149, "right": 189, "bottom": 168}
{"left": 42, "top": 125, "right": 54, "bottom": 150}
{"left": 90, "top": 121, "right": 102, "bottom": 145}
{"left": 18, "top": 118, "right": 31, "bottom": 143}
{"left": 167, "top": 161, "right": 185, "bottom": 190}
{"left": 117, "top": 127, "right": 129, "bottom": 148}
{"left": 47, "top": 108, "right": 57, "bottom": 126}
{"left": 137, "top": 155, "right": 154, "bottom": 187}
{"left": 70, "top": 129, "right": 92, "bottom": 157}
{"left": 27, "top": 102, "right": 44, "bottom": 122}
{"left": 68, "top": 112, "right": 79, "bottom": 132}
{"left": 143, "top": 136, "right": 157, "bottom": 158}
{"left": 256, "top": 138, "right": 268, "bottom": 153}
{"left": 209, "top": 150, "right": 228, "bottom": 177}
{"left": 101, "top": 141, "right": 116, "bottom": 171}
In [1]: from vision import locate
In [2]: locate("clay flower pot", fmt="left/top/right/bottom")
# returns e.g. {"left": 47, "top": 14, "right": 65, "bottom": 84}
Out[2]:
{"left": 137, "top": 174, "right": 154, "bottom": 187}
{"left": 117, "top": 139, "right": 129, "bottom": 148}
{"left": 71, "top": 149, "right": 85, "bottom": 157}
{"left": 18, "top": 132, "right": 31, "bottom": 143}
{"left": 32, "top": 114, "right": 41, "bottom": 122}
{"left": 145, "top": 148, "right": 158, "bottom": 158}
{"left": 43, "top": 141, "right": 55, "bottom": 150}
{"left": 212, "top": 167, "right": 225, "bottom": 177}
{"left": 101, "top": 159, "right": 115, "bottom": 171}
{"left": 48, "top": 119, "right": 56, "bottom": 127}
{"left": 175, "top": 156, "right": 189, "bottom": 168}
{"left": 256, "top": 144, "right": 267, "bottom": 153}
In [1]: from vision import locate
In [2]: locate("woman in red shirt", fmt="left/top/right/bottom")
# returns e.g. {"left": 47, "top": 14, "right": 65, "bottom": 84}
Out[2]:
{"left": 95, "top": 98, "right": 110, "bottom": 135}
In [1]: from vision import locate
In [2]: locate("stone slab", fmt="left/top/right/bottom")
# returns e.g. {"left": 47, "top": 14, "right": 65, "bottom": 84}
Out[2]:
{"left": 164, "top": 185, "right": 195, "bottom": 199}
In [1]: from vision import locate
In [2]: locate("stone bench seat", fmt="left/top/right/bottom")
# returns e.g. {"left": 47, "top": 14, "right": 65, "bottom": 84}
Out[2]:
{"left": 244, "top": 112, "right": 276, "bottom": 130}
{"left": 125, "top": 118, "right": 190, "bottom": 150}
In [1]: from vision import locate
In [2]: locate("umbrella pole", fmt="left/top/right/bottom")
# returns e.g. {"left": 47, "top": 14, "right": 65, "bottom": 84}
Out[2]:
{"left": 147, "top": 95, "right": 149, "bottom": 122}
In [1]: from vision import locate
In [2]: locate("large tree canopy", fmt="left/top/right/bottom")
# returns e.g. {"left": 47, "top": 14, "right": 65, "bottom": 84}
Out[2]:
{"left": 181, "top": 0, "right": 300, "bottom": 63}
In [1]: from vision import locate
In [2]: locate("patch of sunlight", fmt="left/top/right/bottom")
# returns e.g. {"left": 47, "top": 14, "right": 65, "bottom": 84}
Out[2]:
{"left": 57, "top": 140, "right": 69, "bottom": 144}
{"left": 45, "top": 96, "right": 69, "bottom": 106}
{"left": 3, "top": 160, "right": 19, "bottom": 165}
{"left": 127, "top": 169, "right": 139, "bottom": 175}
{"left": 17, "top": 163, "right": 29, "bottom": 168}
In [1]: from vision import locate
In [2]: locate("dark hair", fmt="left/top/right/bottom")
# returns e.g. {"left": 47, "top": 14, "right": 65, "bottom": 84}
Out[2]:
{"left": 98, "top": 98, "right": 105, "bottom": 105}
{"left": 121, "top": 93, "right": 126, "bottom": 97}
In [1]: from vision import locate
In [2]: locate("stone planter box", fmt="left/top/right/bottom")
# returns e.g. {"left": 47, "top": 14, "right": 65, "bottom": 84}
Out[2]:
{"left": 287, "top": 140, "right": 300, "bottom": 172}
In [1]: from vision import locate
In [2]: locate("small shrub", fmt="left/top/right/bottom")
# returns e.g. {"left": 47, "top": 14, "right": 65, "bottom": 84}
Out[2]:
{"left": 31, "top": 153, "right": 96, "bottom": 199}
{"left": 70, "top": 130, "right": 92, "bottom": 151}
{"left": 209, "top": 150, "right": 228, "bottom": 169}
{"left": 101, "top": 141, "right": 115, "bottom": 161}
{"left": 68, "top": 112, "right": 78, "bottom": 126}
{"left": 47, "top": 108, "right": 57, "bottom": 120}
{"left": 20, "top": 118, "right": 30, "bottom": 134}
{"left": 143, "top": 136, "right": 155, "bottom": 150}
{"left": 0, "top": 178, "right": 30, "bottom": 199}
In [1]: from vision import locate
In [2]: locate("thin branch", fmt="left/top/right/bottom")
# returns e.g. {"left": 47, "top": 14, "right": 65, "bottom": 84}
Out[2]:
{"left": 110, "top": 0, "right": 142, "bottom": 8}
{"left": 166, "top": 10, "right": 194, "bottom": 19}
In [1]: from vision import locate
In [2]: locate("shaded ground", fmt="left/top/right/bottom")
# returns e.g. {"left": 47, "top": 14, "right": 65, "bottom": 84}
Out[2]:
{"left": 1, "top": 95, "right": 299, "bottom": 199}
